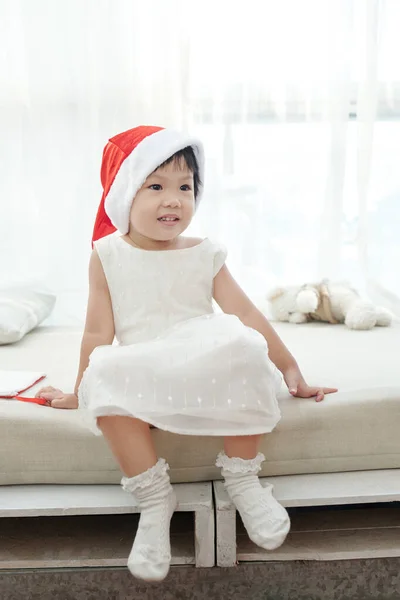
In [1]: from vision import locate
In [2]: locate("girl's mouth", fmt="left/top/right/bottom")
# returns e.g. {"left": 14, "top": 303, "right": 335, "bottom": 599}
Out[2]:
{"left": 157, "top": 216, "right": 180, "bottom": 225}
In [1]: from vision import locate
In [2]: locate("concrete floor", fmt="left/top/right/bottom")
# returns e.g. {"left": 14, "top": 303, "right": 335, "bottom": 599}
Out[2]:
{"left": 1, "top": 558, "right": 400, "bottom": 600}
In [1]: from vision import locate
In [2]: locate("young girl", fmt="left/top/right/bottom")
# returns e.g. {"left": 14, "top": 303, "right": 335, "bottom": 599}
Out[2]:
{"left": 37, "top": 125, "right": 337, "bottom": 582}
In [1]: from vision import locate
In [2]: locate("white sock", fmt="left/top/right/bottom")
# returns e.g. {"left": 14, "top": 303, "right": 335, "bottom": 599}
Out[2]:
{"left": 216, "top": 451, "right": 290, "bottom": 550}
{"left": 121, "top": 458, "right": 177, "bottom": 581}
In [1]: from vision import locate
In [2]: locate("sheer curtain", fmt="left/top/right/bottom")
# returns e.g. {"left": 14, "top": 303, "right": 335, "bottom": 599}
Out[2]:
{"left": 1, "top": 0, "right": 399, "bottom": 324}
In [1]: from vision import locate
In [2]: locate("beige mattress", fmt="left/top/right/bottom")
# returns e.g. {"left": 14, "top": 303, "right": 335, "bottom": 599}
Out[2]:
{"left": 0, "top": 322, "right": 399, "bottom": 485}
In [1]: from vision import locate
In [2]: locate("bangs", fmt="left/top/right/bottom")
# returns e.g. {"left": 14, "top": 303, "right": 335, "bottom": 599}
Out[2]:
{"left": 158, "top": 147, "right": 201, "bottom": 197}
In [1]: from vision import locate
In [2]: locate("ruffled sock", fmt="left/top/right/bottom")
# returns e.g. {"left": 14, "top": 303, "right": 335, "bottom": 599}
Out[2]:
{"left": 121, "top": 458, "right": 177, "bottom": 581}
{"left": 216, "top": 451, "right": 290, "bottom": 550}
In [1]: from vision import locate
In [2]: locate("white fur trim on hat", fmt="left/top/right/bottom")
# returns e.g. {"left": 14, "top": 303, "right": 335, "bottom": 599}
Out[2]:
{"left": 105, "top": 129, "right": 204, "bottom": 234}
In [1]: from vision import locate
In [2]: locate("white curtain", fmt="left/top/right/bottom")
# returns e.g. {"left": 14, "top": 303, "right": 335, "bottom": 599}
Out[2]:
{"left": 1, "top": 0, "right": 399, "bottom": 324}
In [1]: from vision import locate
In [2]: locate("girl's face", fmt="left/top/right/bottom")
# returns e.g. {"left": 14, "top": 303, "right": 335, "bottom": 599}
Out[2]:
{"left": 128, "top": 160, "right": 195, "bottom": 243}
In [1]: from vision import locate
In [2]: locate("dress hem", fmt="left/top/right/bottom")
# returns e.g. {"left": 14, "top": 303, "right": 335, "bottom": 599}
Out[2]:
{"left": 80, "top": 407, "right": 281, "bottom": 438}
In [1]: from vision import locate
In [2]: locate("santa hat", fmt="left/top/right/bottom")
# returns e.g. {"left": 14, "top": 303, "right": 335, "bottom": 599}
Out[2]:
{"left": 92, "top": 125, "right": 205, "bottom": 243}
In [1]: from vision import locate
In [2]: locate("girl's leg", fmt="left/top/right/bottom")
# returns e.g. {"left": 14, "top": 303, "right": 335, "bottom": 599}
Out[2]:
{"left": 97, "top": 416, "right": 177, "bottom": 582}
{"left": 223, "top": 434, "right": 262, "bottom": 459}
{"left": 217, "top": 434, "right": 290, "bottom": 551}
{"left": 97, "top": 415, "right": 158, "bottom": 476}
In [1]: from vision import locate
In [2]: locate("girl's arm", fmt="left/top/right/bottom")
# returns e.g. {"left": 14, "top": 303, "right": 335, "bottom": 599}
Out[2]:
{"left": 213, "top": 265, "right": 337, "bottom": 402}
{"left": 73, "top": 248, "right": 115, "bottom": 395}
{"left": 36, "top": 249, "right": 115, "bottom": 408}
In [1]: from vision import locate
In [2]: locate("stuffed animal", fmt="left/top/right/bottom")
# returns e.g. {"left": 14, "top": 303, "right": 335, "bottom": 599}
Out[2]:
{"left": 267, "top": 280, "right": 392, "bottom": 330}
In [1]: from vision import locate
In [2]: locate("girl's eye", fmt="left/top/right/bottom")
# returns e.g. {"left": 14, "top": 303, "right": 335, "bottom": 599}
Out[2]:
{"left": 149, "top": 184, "right": 162, "bottom": 191}
{"left": 180, "top": 184, "right": 191, "bottom": 191}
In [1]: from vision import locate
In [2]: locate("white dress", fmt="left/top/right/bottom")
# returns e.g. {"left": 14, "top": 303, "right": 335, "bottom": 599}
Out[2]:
{"left": 78, "top": 234, "right": 282, "bottom": 436}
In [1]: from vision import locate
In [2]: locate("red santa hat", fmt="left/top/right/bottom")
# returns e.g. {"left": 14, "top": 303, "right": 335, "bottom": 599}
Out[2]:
{"left": 92, "top": 125, "right": 205, "bottom": 243}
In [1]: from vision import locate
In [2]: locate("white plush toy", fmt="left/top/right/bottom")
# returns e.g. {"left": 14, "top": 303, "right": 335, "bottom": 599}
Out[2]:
{"left": 267, "top": 280, "right": 392, "bottom": 330}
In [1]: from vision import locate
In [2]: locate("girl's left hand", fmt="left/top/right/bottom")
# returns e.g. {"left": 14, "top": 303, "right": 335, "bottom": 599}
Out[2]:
{"left": 35, "top": 386, "right": 78, "bottom": 409}
{"left": 283, "top": 366, "right": 338, "bottom": 402}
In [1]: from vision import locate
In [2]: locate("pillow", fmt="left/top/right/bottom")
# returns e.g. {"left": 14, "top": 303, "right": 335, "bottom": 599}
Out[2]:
{"left": 0, "top": 288, "right": 56, "bottom": 345}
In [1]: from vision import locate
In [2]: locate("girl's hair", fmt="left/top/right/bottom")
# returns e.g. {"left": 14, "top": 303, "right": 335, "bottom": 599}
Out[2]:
{"left": 158, "top": 146, "right": 201, "bottom": 198}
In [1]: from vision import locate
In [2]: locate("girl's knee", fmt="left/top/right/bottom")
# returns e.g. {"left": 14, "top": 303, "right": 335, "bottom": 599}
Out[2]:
{"left": 96, "top": 414, "right": 151, "bottom": 431}
{"left": 96, "top": 414, "right": 125, "bottom": 431}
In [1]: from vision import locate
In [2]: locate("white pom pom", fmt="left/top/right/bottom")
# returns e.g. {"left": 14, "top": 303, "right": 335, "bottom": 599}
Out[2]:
{"left": 296, "top": 289, "right": 319, "bottom": 313}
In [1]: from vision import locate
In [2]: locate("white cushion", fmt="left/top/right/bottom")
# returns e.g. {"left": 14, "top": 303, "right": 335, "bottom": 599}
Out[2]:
{"left": 0, "top": 288, "right": 56, "bottom": 345}
{"left": 0, "top": 322, "right": 399, "bottom": 484}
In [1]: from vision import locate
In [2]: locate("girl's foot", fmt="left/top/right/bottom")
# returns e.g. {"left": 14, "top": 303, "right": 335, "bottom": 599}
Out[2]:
{"left": 216, "top": 452, "right": 290, "bottom": 550}
{"left": 121, "top": 458, "right": 177, "bottom": 581}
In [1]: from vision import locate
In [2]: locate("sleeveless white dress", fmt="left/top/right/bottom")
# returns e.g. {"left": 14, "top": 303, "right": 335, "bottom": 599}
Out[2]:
{"left": 78, "top": 234, "right": 283, "bottom": 436}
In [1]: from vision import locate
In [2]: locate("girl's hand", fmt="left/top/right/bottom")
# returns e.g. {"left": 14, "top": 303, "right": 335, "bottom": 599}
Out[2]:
{"left": 283, "top": 366, "right": 338, "bottom": 403}
{"left": 35, "top": 386, "right": 79, "bottom": 409}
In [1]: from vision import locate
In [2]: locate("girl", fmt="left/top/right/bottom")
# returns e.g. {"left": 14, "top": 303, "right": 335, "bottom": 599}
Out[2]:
{"left": 37, "top": 125, "right": 337, "bottom": 582}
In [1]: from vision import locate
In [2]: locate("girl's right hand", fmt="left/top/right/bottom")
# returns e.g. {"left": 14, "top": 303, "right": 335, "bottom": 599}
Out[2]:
{"left": 35, "top": 386, "right": 79, "bottom": 409}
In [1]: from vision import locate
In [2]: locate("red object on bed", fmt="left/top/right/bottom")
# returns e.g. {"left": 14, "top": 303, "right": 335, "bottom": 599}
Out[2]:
{"left": 14, "top": 396, "right": 48, "bottom": 406}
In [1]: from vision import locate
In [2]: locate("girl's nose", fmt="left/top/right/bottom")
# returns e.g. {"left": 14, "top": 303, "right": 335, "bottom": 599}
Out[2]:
{"left": 163, "top": 196, "right": 181, "bottom": 208}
